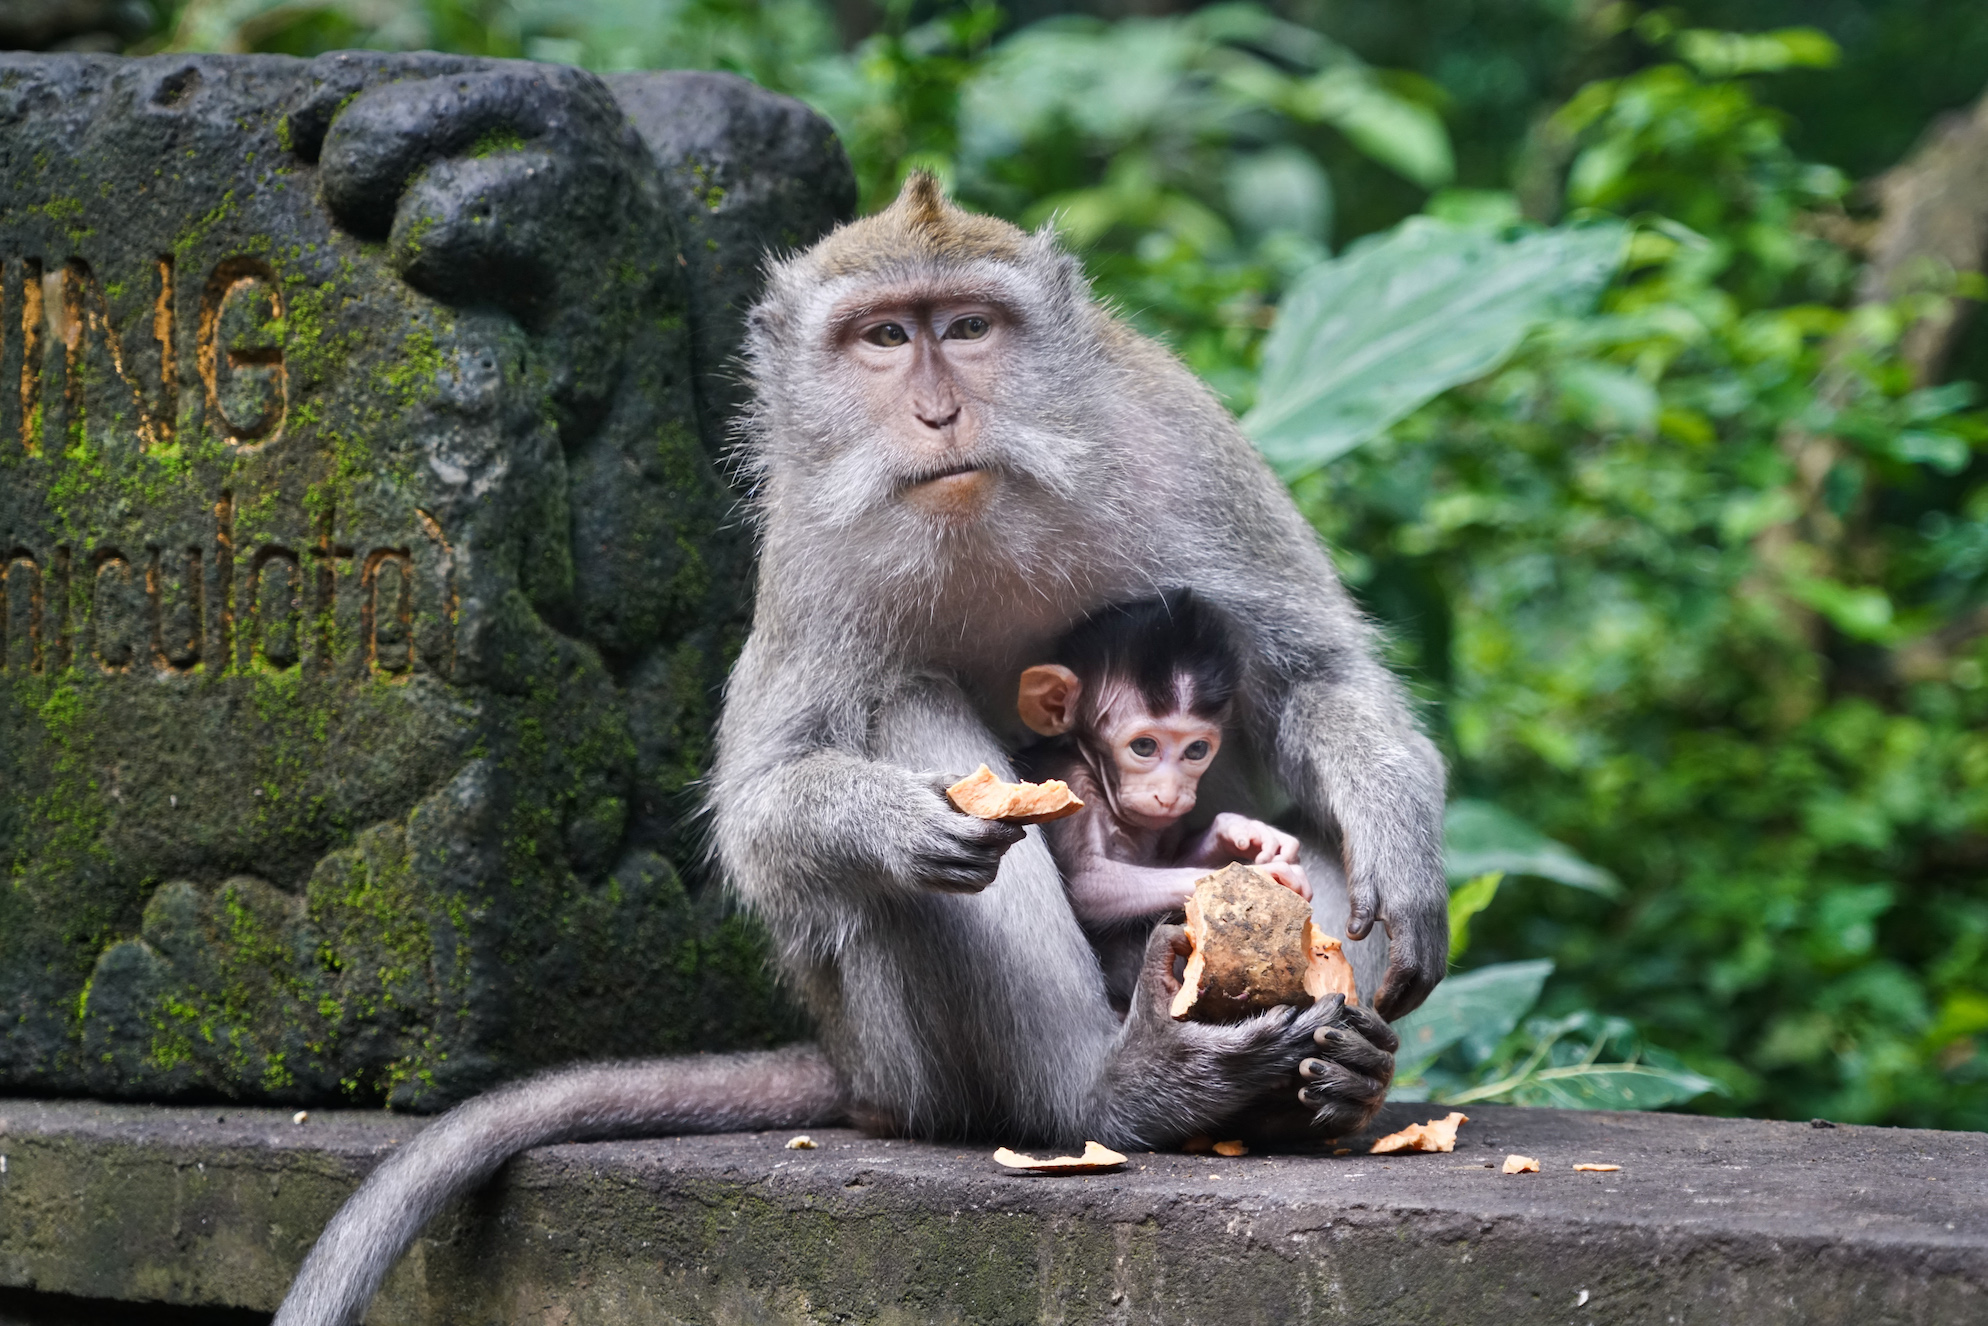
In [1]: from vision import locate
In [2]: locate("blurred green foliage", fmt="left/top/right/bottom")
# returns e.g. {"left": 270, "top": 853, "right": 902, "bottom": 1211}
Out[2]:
{"left": 149, "top": 0, "right": 1988, "bottom": 1129}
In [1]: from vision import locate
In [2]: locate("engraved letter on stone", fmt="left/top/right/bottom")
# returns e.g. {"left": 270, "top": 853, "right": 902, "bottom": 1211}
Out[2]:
{"left": 199, "top": 258, "right": 286, "bottom": 447}
{"left": 1, "top": 550, "right": 42, "bottom": 672}
{"left": 243, "top": 545, "right": 303, "bottom": 670}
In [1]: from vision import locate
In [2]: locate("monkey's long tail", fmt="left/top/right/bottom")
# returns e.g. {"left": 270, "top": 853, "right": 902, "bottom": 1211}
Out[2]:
{"left": 274, "top": 1043, "right": 843, "bottom": 1326}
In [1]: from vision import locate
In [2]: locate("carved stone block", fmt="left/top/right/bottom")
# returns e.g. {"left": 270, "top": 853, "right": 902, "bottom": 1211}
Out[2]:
{"left": 0, "top": 52, "right": 853, "bottom": 1107}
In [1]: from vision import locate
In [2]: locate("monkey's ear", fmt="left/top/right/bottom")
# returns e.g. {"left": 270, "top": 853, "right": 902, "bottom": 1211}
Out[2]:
{"left": 1018, "top": 664, "right": 1082, "bottom": 736}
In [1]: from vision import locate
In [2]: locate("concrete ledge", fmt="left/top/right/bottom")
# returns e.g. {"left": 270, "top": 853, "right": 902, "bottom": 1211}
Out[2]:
{"left": 1, "top": 1098, "right": 1984, "bottom": 1324}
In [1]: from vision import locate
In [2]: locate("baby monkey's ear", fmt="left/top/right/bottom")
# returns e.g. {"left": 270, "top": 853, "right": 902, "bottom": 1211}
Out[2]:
{"left": 1018, "top": 664, "right": 1082, "bottom": 736}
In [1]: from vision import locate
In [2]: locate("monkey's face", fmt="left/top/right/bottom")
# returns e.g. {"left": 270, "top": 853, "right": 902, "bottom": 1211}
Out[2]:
{"left": 833, "top": 294, "right": 1012, "bottom": 523}
{"left": 1096, "top": 704, "right": 1223, "bottom": 830}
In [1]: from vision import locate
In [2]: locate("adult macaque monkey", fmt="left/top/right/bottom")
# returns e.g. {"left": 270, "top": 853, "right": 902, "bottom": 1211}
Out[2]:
{"left": 276, "top": 174, "right": 1444, "bottom": 1326}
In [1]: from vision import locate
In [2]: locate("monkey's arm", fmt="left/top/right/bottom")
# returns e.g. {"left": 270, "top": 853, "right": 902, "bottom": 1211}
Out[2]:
{"left": 1270, "top": 653, "right": 1448, "bottom": 1020}
{"left": 710, "top": 641, "right": 1024, "bottom": 907}
{"left": 1041, "top": 800, "right": 1205, "bottom": 924}
{"left": 1063, "top": 855, "right": 1210, "bottom": 924}
{"left": 1174, "top": 448, "right": 1449, "bottom": 1019}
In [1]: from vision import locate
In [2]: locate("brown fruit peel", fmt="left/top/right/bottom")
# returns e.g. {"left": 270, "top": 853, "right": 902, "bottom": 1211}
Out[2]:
{"left": 1301, "top": 919, "right": 1359, "bottom": 1007}
{"left": 1369, "top": 1111, "right": 1469, "bottom": 1154}
{"left": 992, "top": 1140, "right": 1128, "bottom": 1173}
{"left": 946, "top": 764, "right": 1084, "bottom": 825}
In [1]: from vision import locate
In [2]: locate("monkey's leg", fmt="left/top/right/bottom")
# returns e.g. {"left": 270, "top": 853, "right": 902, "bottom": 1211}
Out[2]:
{"left": 273, "top": 1046, "right": 841, "bottom": 1326}
{"left": 1078, "top": 925, "right": 1345, "bottom": 1150}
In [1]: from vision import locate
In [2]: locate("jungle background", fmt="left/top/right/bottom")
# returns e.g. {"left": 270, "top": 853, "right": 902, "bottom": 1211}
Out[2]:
{"left": 17, "top": 0, "right": 1988, "bottom": 1132}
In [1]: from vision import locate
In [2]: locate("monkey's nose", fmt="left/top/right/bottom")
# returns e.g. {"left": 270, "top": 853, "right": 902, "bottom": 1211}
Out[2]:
{"left": 917, "top": 406, "right": 961, "bottom": 430}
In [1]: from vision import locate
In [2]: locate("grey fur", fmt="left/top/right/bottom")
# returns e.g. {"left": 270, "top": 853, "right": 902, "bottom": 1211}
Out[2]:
{"left": 273, "top": 1046, "right": 841, "bottom": 1326}
{"left": 712, "top": 208, "right": 1446, "bottom": 1148}
{"left": 273, "top": 193, "right": 1446, "bottom": 1326}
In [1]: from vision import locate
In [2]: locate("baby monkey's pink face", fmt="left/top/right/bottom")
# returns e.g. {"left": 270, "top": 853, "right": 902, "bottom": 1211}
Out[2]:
{"left": 1017, "top": 663, "right": 1224, "bottom": 831}
{"left": 1094, "top": 705, "right": 1222, "bottom": 830}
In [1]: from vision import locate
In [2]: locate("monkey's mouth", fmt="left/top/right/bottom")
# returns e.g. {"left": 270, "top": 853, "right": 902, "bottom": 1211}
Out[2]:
{"left": 900, "top": 464, "right": 996, "bottom": 518}
{"left": 903, "top": 463, "right": 985, "bottom": 490}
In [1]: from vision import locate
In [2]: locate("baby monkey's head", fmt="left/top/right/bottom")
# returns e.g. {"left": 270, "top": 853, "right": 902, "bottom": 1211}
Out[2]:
{"left": 1018, "top": 590, "right": 1239, "bottom": 830}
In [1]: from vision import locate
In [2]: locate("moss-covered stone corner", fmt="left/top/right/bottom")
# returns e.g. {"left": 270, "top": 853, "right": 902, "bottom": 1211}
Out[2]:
{"left": 0, "top": 51, "right": 845, "bottom": 1110}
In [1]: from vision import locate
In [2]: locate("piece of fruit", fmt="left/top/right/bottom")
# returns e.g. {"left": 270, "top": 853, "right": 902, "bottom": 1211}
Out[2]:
{"left": 1368, "top": 1111, "right": 1469, "bottom": 1154}
{"left": 1502, "top": 1153, "right": 1539, "bottom": 1174}
{"left": 946, "top": 764, "right": 1084, "bottom": 824}
{"left": 992, "top": 1140, "right": 1128, "bottom": 1173}
{"left": 1302, "top": 921, "right": 1358, "bottom": 1005}
{"left": 1170, "top": 864, "right": 1359, "bottom": 1020}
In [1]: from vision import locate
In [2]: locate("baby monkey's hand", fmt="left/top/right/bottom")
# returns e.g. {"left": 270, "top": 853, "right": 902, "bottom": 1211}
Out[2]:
{"left": 1205, "top": 813, "right": 1311, "bottom": 901}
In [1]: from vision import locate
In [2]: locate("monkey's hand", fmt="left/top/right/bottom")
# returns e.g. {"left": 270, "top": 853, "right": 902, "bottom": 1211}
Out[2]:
{"left": 1297, "top": 995, "right": 1397, "bottom": 1136}
{"left": 1086, "top": 925, "right": 1343, "bottom": 1149}
{"left": 1189, "top": 815, "right": 1311, "bottom": 900}
{"left": 909, "top": 772, "right": 1026, "bottom": 893}
{"left": 1353, "top": 889, "right": 1449, "bottom": 1023}
{"left": 1254, "top": 859, "right": 1312, "bottom": 901}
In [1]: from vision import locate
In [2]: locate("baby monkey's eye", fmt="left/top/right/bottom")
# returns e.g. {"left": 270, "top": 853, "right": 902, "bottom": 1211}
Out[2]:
{"left": 1129, "top": 736, "right": 1159, "bottom": 758}
{"left": 863, "top": 322, "right": 910, "bottom": 347}
{"left": 1184, "top": 740, "right": 1211, "bottom": 761}
{"left": 944, "top": 315, "right": 990, "bottom": 340}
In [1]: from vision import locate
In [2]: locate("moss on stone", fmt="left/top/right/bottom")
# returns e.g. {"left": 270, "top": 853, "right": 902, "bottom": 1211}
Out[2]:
{"left": 1, "top": 54, "right": 802, "bottom": 1110}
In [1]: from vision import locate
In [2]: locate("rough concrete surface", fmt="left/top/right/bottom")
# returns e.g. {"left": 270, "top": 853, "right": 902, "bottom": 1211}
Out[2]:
{"left": 1, "top": 1097, "right": 1983, "bottom": 1324}
{"left": 0, "top": 52, "right": 852, "bottom": 1109}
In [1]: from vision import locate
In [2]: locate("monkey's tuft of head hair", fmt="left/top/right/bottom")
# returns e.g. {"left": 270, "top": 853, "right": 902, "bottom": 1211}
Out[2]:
{"left": 813, "top": 171, "right": 1029, "bottom": 277}
{"left": 1057, "top": 589, "right": 1239, "bottom": 728}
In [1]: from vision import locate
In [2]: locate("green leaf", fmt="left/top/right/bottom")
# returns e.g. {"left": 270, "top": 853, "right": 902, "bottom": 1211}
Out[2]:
{"left": 1447, "top": 871, "right": 1503, "bottom": 960}
{"left": 1488, "top": 1062, "right": 1723, "bottom": 1110}
{"left": 1789, "top": 578, "right": 1898, "bottom": 643}
{"left": 1891, "top": 430, "right": 1971, "bottom": 475}
{"left": 1393, "top": 958, "right": 1552, "bottom": 1079}
{"left": 1444, "top": 799, "right": 1621, "bottom": 896}
{"left": 1243, "top": 218, "right": 1627, "bottom": 478}
{"left": 1424, "top": 188, "right": 1522, "bottom": 230}
{"left": 1556, "top": 362, "right": 1659, "bottom": 435}
{"left": 1674, "top": 27, "right": 1839, "bottom": 77}
{"left": 1292, "top": 68, "right": 1453, "bottom": 188}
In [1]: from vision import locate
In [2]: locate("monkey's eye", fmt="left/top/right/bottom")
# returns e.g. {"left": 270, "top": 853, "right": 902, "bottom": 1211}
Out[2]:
{"left": 863, "top": 322, "right": 910, "bottom": 347}
{"left": 1184, "top": 740, "right": 1211, "bottom": 761}
{"left": 1129, "top": 736, "right": 1159, "bottom": 758}
{"left": 944, "top": 315, "right": 990, "bottom": 341}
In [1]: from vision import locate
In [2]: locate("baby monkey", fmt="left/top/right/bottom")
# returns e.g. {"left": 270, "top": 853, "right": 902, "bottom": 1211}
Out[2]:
{"left": 1016, "top": 591, "right": 1311, "bottom": 1008}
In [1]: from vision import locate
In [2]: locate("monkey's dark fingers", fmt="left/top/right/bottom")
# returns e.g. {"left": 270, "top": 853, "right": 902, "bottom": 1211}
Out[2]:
{"left": 1345, "top": 875, "right": 1380, "bottom": 942}
{"left": 1134, "top": 924, "right": 1191, "bottom": 1006}
{"left": 1310, "top": 1023, "right": 1395, "bottom": 1078}
{"left": 920, "top": 771, "right": 969, "bottom": 799}
{"left": 1371, "top": 905, "right": 1450, "bottom": 1021}
{"left": 1332, "top": 1002, "right": 1401, "bottom": 1054}
{"left": 1298, "top": 1058, "right": 1387, "bottom": 1106}
{"left": 917, "top": 824, "right": 1025, "bottom": 892}
{"left": 1304, "top": 1084, "right": 1387, "bottom": 1138}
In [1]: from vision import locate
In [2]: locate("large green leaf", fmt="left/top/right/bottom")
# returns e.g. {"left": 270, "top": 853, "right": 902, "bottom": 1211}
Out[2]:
{"left": 1493, "top": 1062, "right": 1723, "bottom": 1110}
{"left": 1444, "top": 798, "right": 1620, "bottom": 897}
{"left": 1392, "top": 958, "right": 1552, "bottom": 1080}
{"left": 1242, "top": 218, "right": 1627, "bottom": 478}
